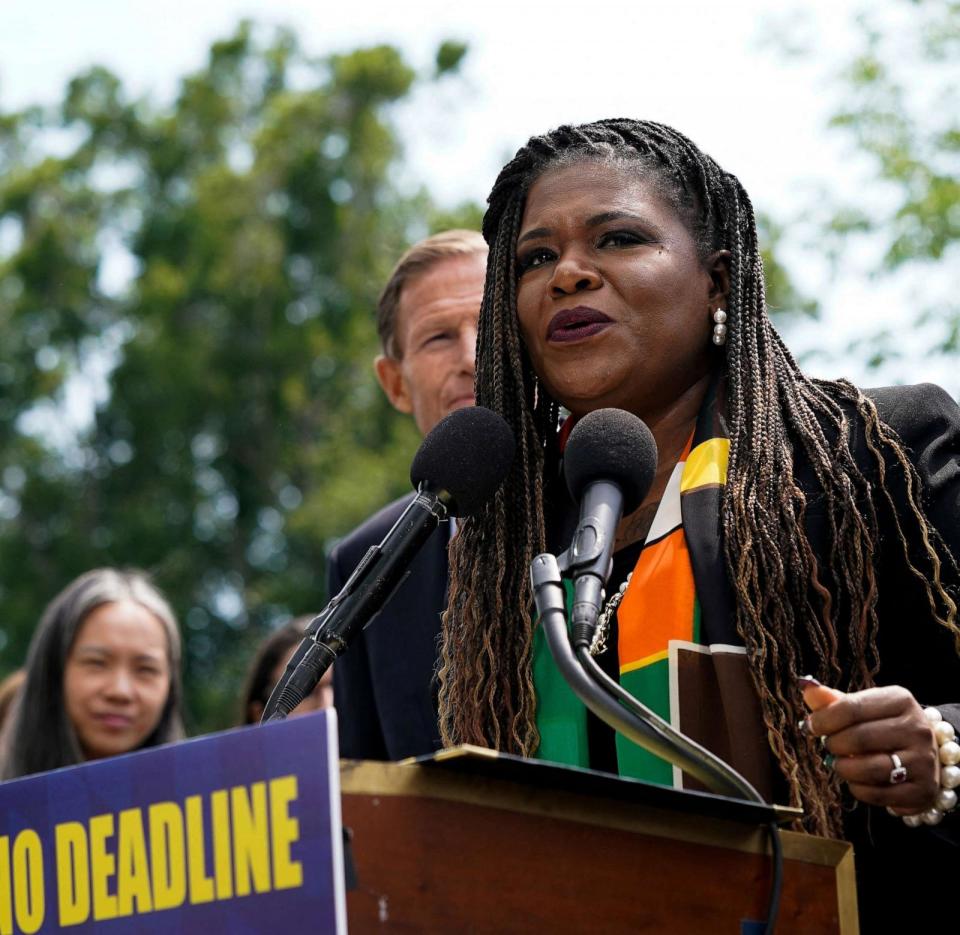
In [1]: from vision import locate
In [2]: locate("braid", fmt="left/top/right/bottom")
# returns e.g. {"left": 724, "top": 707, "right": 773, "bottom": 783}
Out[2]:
{"left": 438, "top": 118, "right": 960, "bottom": 839}
{"left": 438, "top": 190, "right": 546, "bottom": 751}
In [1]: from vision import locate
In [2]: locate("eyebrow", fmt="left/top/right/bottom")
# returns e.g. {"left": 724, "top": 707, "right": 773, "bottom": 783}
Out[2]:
{"left": 75, "top": 645, "right": 164, "bottom": 662}
{"left": 516, "top": 211, "right": 645, "bottom": 246}
{"left": 75, "top": 645, "right": 110, "bottom": 656}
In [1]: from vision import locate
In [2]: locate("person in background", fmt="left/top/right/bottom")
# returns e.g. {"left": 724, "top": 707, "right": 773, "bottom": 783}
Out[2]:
{"left": 0, "top": 568, "right": 184, "bottom": 780}
{"left": 240, "top": 617, "right": 334, "bottom": 725}
{"left": 0, "top": 670, "right": 25, "bottom": 735}
{"left": 330, "top": 229, "right": 486, "bottom": 761}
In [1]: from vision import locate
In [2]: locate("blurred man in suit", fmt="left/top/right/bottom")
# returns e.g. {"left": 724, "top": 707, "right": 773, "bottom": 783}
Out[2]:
{"left": 329, "top": 230, "right": 486, "bottom": 760}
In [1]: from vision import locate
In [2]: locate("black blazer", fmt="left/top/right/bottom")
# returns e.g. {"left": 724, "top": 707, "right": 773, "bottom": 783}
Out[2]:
{"left": 329, "top": 494, "right": 447, "bottom": 761}
{"left": 861, "top": 385, "right": 960, "bottom": 720}
{"left": 660, "top": 382, "right": 960, "bottom": 932}
{"left": 837, "top": 385, "right": 960, "bottom": 930}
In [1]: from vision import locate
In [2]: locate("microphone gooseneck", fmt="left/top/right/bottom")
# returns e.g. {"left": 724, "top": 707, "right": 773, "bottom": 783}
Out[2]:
{"left": 530, "top": 553, "right": 762, "bottom": 802}
{"left": 532, "top": 406, "right": 765, "bottom": 804}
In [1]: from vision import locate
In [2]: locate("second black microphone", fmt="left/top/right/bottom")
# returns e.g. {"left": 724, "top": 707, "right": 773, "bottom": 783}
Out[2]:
{"left": 261, "top": 405, "right": 515, "bottom": 723}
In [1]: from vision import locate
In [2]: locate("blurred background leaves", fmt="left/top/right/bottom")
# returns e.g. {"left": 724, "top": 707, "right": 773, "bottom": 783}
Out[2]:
{"left": 0, "top": 23, "right": 464, "bottom": 730}
{"left": 0, "top": 2, "right": 956, "bottom": 731}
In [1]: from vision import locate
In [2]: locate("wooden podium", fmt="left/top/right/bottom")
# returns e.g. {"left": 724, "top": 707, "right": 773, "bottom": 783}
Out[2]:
{"left": 340, "top": 746, "right": 858, "bottom": 934}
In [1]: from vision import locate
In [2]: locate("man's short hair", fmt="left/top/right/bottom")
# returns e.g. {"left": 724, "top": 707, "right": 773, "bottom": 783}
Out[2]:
{"left": 377, "top": 229, "right": 487, "bottom": 359}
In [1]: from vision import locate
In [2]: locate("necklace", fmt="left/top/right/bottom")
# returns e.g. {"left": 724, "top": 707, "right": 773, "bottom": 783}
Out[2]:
{"left": 589, "top": 572, "right": 632, "bottom": 656}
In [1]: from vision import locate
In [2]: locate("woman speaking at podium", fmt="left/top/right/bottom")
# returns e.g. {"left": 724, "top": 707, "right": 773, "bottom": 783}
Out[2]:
{"left": 436, "top": 119, "right": 960, "bottom": 928}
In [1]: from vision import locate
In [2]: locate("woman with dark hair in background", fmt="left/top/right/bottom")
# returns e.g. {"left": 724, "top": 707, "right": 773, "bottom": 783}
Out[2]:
{"left": 0, "top": 568, "right": 184, "bottom": 779}
{"left": 437, "top": 119, "right": 960, "bottom": 929}
{"left": 239, "top": 617, "right": 334, "bottom": 725}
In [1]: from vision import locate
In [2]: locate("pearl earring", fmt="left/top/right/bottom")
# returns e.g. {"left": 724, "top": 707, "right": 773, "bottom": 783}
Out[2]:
{"left": 711, "top": 308, "right": 727, "bottom": 346}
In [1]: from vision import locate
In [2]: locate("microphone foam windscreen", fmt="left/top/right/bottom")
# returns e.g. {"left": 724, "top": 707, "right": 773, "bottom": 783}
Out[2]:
{"left": 563, "top": 408, "right": 658, "bottom": 515}
{"left": 410, "top": 406, "right": 515, "bottom": 517}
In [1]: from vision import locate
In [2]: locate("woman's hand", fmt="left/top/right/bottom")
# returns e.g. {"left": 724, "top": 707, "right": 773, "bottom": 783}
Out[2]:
{"left": 801, "top": 679, "right": 940, "bottom": 815}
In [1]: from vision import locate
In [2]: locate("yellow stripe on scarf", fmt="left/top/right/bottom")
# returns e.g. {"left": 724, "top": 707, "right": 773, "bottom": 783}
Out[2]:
{"left": 621, "top": 649, "right": 669, "bottom": 675}
{"left": 681, "top": 438, "right": 729, "bottom": 492}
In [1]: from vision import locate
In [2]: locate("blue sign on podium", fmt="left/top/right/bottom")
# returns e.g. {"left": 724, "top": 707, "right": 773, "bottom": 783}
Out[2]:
{"left": 0, "top": 710, "right": 346, "bottom": 934}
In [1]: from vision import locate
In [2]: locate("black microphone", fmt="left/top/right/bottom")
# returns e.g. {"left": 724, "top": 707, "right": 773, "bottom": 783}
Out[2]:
{"left": 560, "top": 409, "right": 657, "bottom": 646}
{"left": 261, "top": 405, "right": 515, "bottom": 722}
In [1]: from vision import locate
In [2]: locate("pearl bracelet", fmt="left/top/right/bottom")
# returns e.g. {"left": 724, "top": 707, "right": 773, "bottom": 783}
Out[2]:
{"left": 898, "top": 707, "right": 960, "bottom": 827}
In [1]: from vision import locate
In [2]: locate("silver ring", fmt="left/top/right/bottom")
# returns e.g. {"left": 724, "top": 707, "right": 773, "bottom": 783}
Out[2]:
{"left": 889, "top": 752, "right": 908, "bottom": 785}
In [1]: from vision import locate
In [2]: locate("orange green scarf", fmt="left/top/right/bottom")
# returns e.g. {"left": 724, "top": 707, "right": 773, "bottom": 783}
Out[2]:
{"left": 532, "top": 382, "right": 744, "bottom": 788}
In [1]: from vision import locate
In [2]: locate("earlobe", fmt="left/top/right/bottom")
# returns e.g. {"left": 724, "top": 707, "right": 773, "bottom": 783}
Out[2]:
{"left": 374, "top": 354, "right": 413, "bottom": 415}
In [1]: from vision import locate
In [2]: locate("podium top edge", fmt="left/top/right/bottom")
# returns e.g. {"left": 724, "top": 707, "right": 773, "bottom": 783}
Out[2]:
{"left": 390, "top": 745, "right": 800, "bottom": 827}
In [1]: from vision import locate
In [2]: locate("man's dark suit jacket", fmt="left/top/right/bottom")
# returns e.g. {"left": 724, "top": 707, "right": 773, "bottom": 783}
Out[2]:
{"left": 328, "top": 495, "right": 447, "bottom": 761}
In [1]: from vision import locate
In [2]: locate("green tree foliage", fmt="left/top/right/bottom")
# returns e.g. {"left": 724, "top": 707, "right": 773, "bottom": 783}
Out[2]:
{"left": 0, "top": 23, "right": 472, "bottom": 730}
{"left": 820, "top": 0, "right": 959, "bottom": 363}
{"left": 434, "top": 41, "right": 469, "bottom": 77}
{"left": 827, "top": 1, "right": 959, "bottom": 268}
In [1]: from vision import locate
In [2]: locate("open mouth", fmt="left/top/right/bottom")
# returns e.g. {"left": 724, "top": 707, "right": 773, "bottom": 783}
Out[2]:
{"left": 546, "top": 307, "right": 614, "bottom": 343}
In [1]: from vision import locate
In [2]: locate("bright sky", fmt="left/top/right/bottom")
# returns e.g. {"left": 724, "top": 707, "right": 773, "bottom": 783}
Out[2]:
{"left": 1, "top": 0, "right": 950, "bottom": 391}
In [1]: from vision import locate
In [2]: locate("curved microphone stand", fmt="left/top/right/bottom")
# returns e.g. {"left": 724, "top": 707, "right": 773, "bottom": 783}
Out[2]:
{"left": 530, "top": 553, "right": 764, "bottom": 804}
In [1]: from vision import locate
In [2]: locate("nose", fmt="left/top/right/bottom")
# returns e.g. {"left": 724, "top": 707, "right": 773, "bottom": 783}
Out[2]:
{"left": 549, "top": 250, "right": 602, "bottom": 297}
{"left": 103, "top": 666, "right": 135, "bottom": 701}
{"left": 457, "top": 324, "right": 478, "bottom": 375}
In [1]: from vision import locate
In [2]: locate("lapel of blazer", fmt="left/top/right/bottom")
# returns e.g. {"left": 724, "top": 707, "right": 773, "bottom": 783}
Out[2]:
{"left": 374, "top": 507, "right": 448, "bottom": 748}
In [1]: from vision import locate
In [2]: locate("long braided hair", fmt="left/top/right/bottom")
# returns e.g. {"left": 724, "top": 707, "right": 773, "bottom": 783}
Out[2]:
{"left": 437, "top": 119, "right": 960, "bottom": 837}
